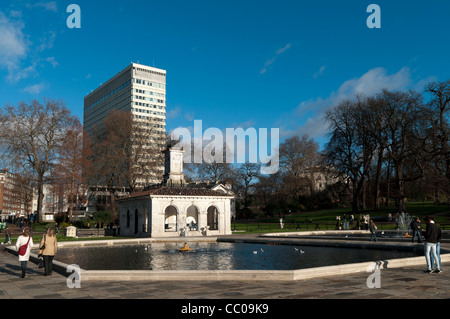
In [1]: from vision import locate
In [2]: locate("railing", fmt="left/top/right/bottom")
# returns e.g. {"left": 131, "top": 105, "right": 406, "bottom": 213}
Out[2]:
{"left": 76, "top": 228, "right": 106, "bottom": 237}
{"left": 231, "top": 220, "right": 403, "bottom": 233}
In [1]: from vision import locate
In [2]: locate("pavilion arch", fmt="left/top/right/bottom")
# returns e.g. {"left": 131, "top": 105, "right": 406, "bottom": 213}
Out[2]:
{"left": 164, "top": 205, "right": 178, "bottom": 232}
{"left": 186, "top": 205, "right": 199, "bottom": 230}
{"left": 207, "top": 205, "right": 219, "bottom": 230}
{"left": 134, "top": 209, "right": 139, "bottom": 235}
{"left": 126, "top": 210, "right": 131, "bottom": 228}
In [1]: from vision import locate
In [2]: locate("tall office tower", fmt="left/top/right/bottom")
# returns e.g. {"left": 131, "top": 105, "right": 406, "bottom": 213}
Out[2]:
{"left": 83, "top": 63, "right": 167, "bottom": 189}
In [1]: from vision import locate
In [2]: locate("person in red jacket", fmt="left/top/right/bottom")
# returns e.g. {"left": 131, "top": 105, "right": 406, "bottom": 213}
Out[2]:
{"left": 15, "top": 226, "right": 34, "bottom": 278}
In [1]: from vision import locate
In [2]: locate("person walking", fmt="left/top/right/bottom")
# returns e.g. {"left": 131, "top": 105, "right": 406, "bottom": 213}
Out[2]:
{"left": 431, "top": 221, "right": 442, "bottom": 274}
{"left": 15, "top": 226, "right": 34, "bottom": 278}
{"left": 363, "top": 215, "right": 369, "bottom": 230}
{"left": 38, "top": 228, "right": 58, "bottom": 276}
{"left": 422, "top": 216, "right": 442, "bottom": 273}
{"left": 410, "top": 217, "right": 423, "bottom": 243}
{"left": 4, "top": 227, "right": 12, "bottom": 244}
{"left": 369, "top": 220, "right": 378, "bottom": 242}
{"left": 343, "top": 214, "right": 349, "bottom": 230}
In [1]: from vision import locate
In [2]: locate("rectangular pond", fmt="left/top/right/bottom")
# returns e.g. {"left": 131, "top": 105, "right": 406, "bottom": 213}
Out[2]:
{"left": 47, "top": 242, "right": 423, "bottom": 271}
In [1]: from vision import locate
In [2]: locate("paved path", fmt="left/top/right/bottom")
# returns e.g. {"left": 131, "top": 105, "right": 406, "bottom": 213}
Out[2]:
{"left": 1, "top": 242, "right": 450, "bottom": 300}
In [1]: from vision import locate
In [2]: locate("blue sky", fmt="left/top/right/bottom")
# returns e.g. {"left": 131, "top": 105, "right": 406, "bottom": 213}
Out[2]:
{"left": 1, "top": 0, "right": 450, "bottom": 149}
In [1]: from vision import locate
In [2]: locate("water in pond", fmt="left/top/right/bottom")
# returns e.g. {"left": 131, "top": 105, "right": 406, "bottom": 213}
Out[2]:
{"left": 52, "top": 242, "right": 422, "bottom": 271}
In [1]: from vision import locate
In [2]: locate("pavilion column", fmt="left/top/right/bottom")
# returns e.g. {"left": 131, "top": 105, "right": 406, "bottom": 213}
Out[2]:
{"left": 198, "top": 209, "right": 207, "bottom": 235}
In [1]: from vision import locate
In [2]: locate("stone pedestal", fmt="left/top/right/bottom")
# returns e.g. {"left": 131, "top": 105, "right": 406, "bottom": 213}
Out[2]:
{"left": 65, "top": 226, "right": 77, "bottom": 238}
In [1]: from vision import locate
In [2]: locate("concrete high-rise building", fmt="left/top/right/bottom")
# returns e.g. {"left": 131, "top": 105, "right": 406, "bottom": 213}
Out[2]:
{"left": 83, "top": 63, "right": 167, "bottom": 189}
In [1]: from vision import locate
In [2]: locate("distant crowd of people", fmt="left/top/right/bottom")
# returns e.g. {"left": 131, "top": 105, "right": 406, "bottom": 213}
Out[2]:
{"left": 331, "top": 212, "right": 443, "bottom": 273}
{"left": 362, "top": 215, "right": 442, "bottom": 273}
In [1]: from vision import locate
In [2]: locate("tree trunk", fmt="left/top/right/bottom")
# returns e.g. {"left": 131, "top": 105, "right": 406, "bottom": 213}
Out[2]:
{"left": 374, "top": 148, "right": 384, "bottom": 210}
{"left": 351, "top": 178, "right": 360, "bottom": 214}
{"left": 109, "top": 191, "right": 117, "bottom": 216}
{"left": 440, "top": 111, "right": 450, "bottom": 181}
{"left": 36, "top": 177, "right": 44, "bottom": 223}
{"left": 434, "top": 185, "right": 440, "bottom": 205}
{"left": 395, "top": 162, "right": 406, "bottom": 212}
{"left": 69, "top": 194, "right": 74, "bottom": 223}
{"left": 361, "top": 178, "right": 366, "bottom": 210}
{"left": 385, "top": 160, "right": 391, "bottom": 207}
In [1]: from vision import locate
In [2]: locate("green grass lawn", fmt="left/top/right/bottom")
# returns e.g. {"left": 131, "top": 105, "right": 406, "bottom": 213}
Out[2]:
{"left": 232, "top": 201, "right": 450, "bottom": 234}
{"left": 2, "top": 201, "right": 448, "bottom": 240}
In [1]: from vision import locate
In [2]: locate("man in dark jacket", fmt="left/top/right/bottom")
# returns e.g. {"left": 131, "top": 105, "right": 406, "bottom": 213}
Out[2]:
{"left": 410, "top": 217, "right": 423, "bottom": 243}
{"left": 422, "top": 216, "right": 442, "bottom": 273}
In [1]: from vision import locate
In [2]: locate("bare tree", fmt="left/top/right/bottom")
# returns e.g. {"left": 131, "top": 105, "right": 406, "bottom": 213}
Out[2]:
{"left": 233, "top": 162, "right": 261, "bottom": 217}
{"left": 0, "top": 99, "right": 76, "bottom": 222}
{"left": 53, "top": 119, "right": 92, "bottom": 222}
{"left": 185, "top": 142, "right": 235, "bottom": 184}
{"left": 253, "top": 171, "right": 285, "bottom": 218}
{"left": 279, "top": 134, "right": 321, "bottom": 198}
{"left": 376, "top": 89, "right": 427, "bottom": 212}
{"left": 425, "top": 80, "right": 450, "bottom": 180}
{"left": 87, "top": 110, "right": 164, "bottom": 214}
{"left": 324, "top": 97, "right": 377, "bottom": 213}
{"left": 365, "top": 96, "right": 389, "bottom": 210}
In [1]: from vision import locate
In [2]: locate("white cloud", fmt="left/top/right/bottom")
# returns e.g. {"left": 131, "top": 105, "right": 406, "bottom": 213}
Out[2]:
{"left": 336, "top": 67, "right": 411, "bottom": 98}
{"left": 260, "top": 43, "right": 292, "bottom": 75}
{"left": 0, "top": 11, "right": 27, "bottom": 72}
{"left": 184, "top": 112, "right": 195, "bottom": 121}
{"left": 45, "top": 56, "right": 59, "bottom": 68}
{"left": 313, "top": 65, "right": 326, "bottom": 79}
{"left": 9, "top": 10, "right": 23, "bottom": 18}
{"left": 278, "top": 67, "right": 418, "bottom": 141}
{"left": 26, "top": 2, "right": 58, "bottom": 13}
{"left": 230, "top": 120, "right": 256, "bottom": 129}
{"left": 38, "top": 31, "right": 56, "bottom": 51}
{"left": 22, "top": 83, "right": 46, "bottom": 94}
{"left": 166, "top": 106, "right": 181, "bottom": 119}
{"left": 276, "top": 43, "right": 291, "bottom": 55}
{"left": 7, "top": 62, "right": 37, "bottom": 82}
{"left": 0, "top": 9, "right": 59, "bottom": 83}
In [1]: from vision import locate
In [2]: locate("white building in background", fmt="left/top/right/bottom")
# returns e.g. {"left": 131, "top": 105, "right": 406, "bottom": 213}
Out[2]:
{"left": 1, "top": 169, "right": 87, "bottom": 222}
{"left": 31, "top": 184, "right": 69, "bottom": 222}
{"left": 83, "top": 62, "right": 167, "bottom": 186}
{"left": 0, "top": 169, "right": 33, "bottom": 220}
{"left": 118, "top": 148, "right": 235, "bottom": 238}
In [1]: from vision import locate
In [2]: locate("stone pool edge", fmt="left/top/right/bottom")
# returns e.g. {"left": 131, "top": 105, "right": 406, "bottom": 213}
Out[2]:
{"left": 5, "top": 234, "right": 448, "bottom": 282}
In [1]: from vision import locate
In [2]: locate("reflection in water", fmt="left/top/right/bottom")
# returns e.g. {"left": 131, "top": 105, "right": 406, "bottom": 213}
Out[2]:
{"left": 51, "top": 242, "right": 422, "bottom": 271}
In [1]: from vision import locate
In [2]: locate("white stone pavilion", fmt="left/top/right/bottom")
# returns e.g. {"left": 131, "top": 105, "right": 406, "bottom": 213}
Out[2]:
{"left": 118, "top": 147, "right": 235, "bottom": 237}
